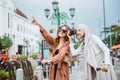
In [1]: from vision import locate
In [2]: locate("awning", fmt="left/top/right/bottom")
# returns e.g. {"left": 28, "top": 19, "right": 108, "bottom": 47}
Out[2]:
{"left": 111, "top": 44, "right": 120, "bottom": 49}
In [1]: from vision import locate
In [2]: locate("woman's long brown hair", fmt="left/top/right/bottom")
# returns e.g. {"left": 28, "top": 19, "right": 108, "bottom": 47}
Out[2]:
{"left": 49, "top": 25, "right": 70, "bottom": 52}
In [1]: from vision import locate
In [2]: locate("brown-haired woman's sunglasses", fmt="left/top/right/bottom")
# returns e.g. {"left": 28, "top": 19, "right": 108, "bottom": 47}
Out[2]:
{"left": 58, "top": 28, "right": 67, "bottom": 33}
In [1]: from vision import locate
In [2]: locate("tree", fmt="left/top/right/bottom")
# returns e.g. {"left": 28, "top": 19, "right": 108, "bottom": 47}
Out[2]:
{"left": 2, "top": 35, "right": 13, "bottom": 49}
{"left": 103, "top": 25, "right": 120, "bottom": 48}
{"left": 114, "top": 34, "right": 120, "bottom": 45}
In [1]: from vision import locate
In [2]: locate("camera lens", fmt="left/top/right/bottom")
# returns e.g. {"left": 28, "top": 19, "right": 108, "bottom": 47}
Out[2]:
{"left": 69, "top": 30, "right": 76, "bottom": 36}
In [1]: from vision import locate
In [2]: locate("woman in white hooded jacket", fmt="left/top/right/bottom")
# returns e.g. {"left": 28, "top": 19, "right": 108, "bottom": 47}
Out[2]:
{"left": 68, "top": 24, "right": 117, "bottom": 80}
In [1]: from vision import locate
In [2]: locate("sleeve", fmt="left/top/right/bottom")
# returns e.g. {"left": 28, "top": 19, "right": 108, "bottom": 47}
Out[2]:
{"left": 69, "top": 43, "right": 83, "bottom": 56}
{"left": 92, "top": 35, "right": 110, "bottom": 64}
{"left": 40, "top": 25, "right": 54, "bottom": 45}
{"left": 51, "top": 46, "right": 70, "bottom": 65}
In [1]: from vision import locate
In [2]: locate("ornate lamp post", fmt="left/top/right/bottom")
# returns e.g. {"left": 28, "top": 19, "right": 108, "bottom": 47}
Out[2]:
{"left": 23, "top": 38, "right": 29, "bottom": 56}
{"left": 71, "top": 22, "right": 76, "bottom": 42}
{"left": 44, "top": 0, "right": 75, "bottom": 28}
{"left": 103, "top": 0, "right": 106, "bottom": 39}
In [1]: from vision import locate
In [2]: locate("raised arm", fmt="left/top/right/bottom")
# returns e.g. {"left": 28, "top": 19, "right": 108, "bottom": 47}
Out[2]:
{"left": 69, "top": 43, "right": 83, "bottom": 56}
{"left": 68, "top": 35, "right": 83, "bottom": 56}
{"left": 32, "top": 18, "right": 54, "bottom": 45}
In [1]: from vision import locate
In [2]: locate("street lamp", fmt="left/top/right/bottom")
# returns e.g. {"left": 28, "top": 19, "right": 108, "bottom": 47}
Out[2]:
{"left": 44, "top": 0, "right": 75, "bottom": 28}
{"left": 109, "top": 27, "right": 112, "bottom": 48}
{"left": 71, "top": 22, "right": 76, "bottom": 42}
{"left": 117, "top": 19, "right": 120, "bottom": 25}
{"left": 36, "top": 40, "right": 42, "bottom": 54}
{"left": 103, "top": 0, "right": 106, "bottom": 39}
{"left": 23, "top": 38, "right": 29, "bottom": 56}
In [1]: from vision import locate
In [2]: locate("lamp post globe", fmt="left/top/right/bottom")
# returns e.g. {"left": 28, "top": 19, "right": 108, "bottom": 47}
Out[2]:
{"left": 44, "top": 8, "right": 50, "bottom": 18}
{"left": 52, "top": 1, "right": 59, "bottom": 11}
{"left": 44, "top": 1, "right": 75, "bottom": 28}
{"left": 69, "top": 7, "right": 75, "bottom": 18}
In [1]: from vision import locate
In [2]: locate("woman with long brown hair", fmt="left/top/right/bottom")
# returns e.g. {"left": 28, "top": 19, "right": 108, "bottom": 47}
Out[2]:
{"left": 32, "top": 18, "right": 71, "bottom": 80}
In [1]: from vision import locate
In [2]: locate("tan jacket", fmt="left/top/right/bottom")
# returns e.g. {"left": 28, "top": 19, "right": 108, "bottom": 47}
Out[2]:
{"left": 40, "top": 26, "right": 70, "bottom": 80}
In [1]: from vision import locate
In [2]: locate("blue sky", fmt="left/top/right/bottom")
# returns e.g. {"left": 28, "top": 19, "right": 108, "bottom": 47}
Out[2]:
{"left": 11, "top": 0, "right": 120, "bottom": 38}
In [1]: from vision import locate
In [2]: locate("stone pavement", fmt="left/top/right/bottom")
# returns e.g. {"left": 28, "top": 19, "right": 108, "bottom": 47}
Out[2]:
{"left": 42, "top": 61, "right": 84, "bottom": 80}
{"left": 42, "top": 60, "right": 120, "bottom": 80}
{"left": 114, "top": 61, "right": 120, "bottom": 80}
{"left": 42, "top": 66, "right": 120, "bottom": 80}
{"left": 43, "top": 69, "right": 84, "bottom": 80}
{"left": 69, "top": 68, "right": 84, "bottom": 80}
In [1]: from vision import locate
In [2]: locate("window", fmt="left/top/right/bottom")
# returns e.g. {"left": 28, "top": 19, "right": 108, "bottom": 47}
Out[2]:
{"left": 17, "top": 24, "right": 19, "bottom": 31}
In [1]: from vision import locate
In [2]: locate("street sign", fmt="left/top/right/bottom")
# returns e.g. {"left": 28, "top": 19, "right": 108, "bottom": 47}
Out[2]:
{"left": 42, "top": 40, "right": 51, "bottom": 59}
{"left": 42, "top": 40, "right": 50, "bottom": 49}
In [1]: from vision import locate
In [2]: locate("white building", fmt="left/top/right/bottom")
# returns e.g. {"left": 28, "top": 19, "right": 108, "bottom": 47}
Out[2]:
{"left": 0, "top": 0, "right": 42, "bottom": 56}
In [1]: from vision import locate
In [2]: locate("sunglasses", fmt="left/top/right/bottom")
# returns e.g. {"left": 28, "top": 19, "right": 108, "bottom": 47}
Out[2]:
{"left": 58, "top": 28, "right": 67, "bottom": 33}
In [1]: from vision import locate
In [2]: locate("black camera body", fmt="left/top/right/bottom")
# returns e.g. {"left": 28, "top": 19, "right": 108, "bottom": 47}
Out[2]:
{"left": 69, "top": 30, "right": 76, "bottom": 36}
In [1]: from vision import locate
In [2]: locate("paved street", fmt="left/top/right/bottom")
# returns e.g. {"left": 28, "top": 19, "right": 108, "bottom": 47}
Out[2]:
{"left": 69, "top": 60, "right": 84, "bottom": 80}
{"left": 42, "top": 61, "right": 84, "bottom": 80}
{"left": 43, "top": 68, "right": 84, "bottom": 80}
{"left": 114, "top": 60, "right": 120, "bottom": 80}
{"left": 69, "top": 68, "right": 84, "bottom": 80}
{"left": 42, "top": 59, "right": 120, "bottom": 80}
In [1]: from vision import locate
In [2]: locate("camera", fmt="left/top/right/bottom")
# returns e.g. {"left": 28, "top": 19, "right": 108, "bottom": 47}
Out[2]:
{"left": 69, "top": 30, "right": 76, "bottom": 36}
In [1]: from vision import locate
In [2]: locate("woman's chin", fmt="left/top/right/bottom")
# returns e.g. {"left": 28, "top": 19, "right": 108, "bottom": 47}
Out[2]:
{"left": 77, "top": 37, "right": 80, "bottom": 40}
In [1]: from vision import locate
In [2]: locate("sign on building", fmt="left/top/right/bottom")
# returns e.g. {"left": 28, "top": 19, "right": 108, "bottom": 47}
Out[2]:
{"left": 42, "top": 40, "right": 50, "bottom": 59}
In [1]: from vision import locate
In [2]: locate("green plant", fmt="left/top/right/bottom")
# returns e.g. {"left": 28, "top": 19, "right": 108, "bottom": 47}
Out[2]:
{"left": 2, "top": 35, "right": 13, "bottom": 49}
{"left": 0, "top": 70, "right": 9, "bottom": 80}
{"left": 30, "top": 53, "right": 38, "bottom": 59}
{"left": 102, "top": 24, "right": 120, "bottom": 47}
{"left": 20, "top": 55, "right": 28, "bottom": 60}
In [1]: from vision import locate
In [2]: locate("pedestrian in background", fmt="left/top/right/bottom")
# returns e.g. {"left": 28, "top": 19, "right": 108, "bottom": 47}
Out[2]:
{"left": 16, "top": 52, "right": 20, "bottom": 61}
{"left": 68, "top": 24, "right": 117, "bottom": 80}
{"left": 32, "top": 18, "right": 71, "bottom": 80}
